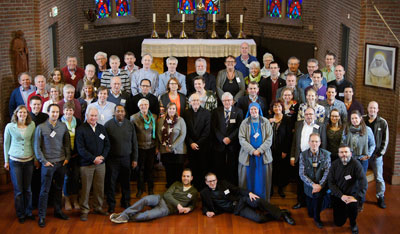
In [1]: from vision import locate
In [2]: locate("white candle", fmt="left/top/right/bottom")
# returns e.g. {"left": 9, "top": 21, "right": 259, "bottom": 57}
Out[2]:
{"left": 167, "top": 14, "right": 170, "bottom": 23}
{"left": 182, "top": 14, "right": 185, "bottom": 23}
{"left": 226, "top": 14, "right": 229, "bottom": 23}
{"left": 153, "top": 13, "right": 156, "bottom": 23}
{"left": 213, "top": 14, "right": 216, "bottom": 23}
{"left": 240, "top": 14, "right": 243, "bottom": 23}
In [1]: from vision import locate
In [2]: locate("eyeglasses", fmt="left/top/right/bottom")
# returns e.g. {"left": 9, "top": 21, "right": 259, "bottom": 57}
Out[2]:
{"left": 169, "top": 83, "right": 178, "bottom": 85}
{"left": 206, "top": 180, "right": 216, "bottom": 183}
{"left": 141, "top": 85, "right": 151, "bottom": 88}
{"left": 225, "top": 61, "right": 235, "bottom": 63}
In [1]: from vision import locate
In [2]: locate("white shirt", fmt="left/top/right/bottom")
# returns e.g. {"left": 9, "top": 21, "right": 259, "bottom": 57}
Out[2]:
{"left": 300, "top": 121, "right": 315, "bottom": 152}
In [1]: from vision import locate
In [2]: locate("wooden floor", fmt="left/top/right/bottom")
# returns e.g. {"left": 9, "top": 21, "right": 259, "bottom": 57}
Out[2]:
{"left": 0, "top": 181, "right": 399, "bottom": 234}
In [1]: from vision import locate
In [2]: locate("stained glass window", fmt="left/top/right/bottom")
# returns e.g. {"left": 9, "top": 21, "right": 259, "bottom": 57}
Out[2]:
{"left": 178, "top": 0, "right": 196, "bottom": 14}
{"left": 116, "top": 0, "right": 131, "bottom": 16}
{"left": 96, "top": 0, "right": 111, "bottom": 18}
{"left": 204, "top": 0, "right": 220, "bottom": 14}
{"left": 287, "top": 0, "right": 302, "bottom": 19}
{"left": 267, "top": 0, "right": 282, "bottom": 18}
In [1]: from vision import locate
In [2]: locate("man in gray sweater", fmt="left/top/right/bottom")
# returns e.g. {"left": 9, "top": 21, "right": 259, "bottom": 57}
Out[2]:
{"left": 104, "top": 105, "right": 138, "bottom": 213}
{"left": 34, "top": 104, "right": 71, "bottom": 227}
{"left": 109, "top": 168, "right": 198, "bottom": 223}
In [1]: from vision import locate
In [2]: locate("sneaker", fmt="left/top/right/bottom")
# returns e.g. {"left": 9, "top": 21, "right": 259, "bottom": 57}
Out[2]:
{"left": 111, "top": 215, "right": 128, "bottom": 224}
{"left": 377, "top": 197, "right": 386, "bottom": 209}
{"left": 109, "top": 213, "right": 122, "bottom": 220}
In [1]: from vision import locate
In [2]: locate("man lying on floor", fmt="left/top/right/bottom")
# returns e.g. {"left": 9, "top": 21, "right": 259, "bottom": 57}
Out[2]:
{"left": 110, "top": 168, "right": 198, "bottom": 223}
{"left": 200, "top": 172, "right": 295, "bottom": 225}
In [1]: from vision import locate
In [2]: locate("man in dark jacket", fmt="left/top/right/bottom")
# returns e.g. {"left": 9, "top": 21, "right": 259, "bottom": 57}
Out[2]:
{"left": 182, "top": 93, "right": 211, "bottom": 190}
{"left": 76, "top": 106, "right": 111, "bottom": 221}
{"left": 201, "top": 173, "right": 295, "bottom": 225}
{"left": 236, "top": 81, "right": 267, "bottom": 117}
{"left": 329, "top": 144, "right": 367, "bottom": 234}
{"left": 105, "top": 105, "right": 138, "bottom": 213}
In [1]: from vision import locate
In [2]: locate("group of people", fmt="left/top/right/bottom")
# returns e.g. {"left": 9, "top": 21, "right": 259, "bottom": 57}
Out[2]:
{"left": 4, "top": 42, "right": 389, "bottom": 234}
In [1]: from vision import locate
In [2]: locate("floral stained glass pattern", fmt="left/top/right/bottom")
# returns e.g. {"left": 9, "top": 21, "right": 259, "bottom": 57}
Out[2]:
{"left": 116, "top": 0, "right": 131, "bottom": 16}
{"left": 204, "top": 0, "right": 220, "bottom": 14}
{"left": 178, "top": 0, "right": 196, "bottom": 14}
{"left": 267, "top": 0, "right": 282, "bottom": 18}
{"left": 96, "top": 0, "right": 111, "bottom": 18}
{"left": 287, "top": 0, "right": 302, "bottom": 19}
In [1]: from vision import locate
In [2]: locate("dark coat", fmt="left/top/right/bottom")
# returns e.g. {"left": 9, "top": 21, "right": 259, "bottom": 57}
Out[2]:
{"left": 186, "top": 72, "right": 216, "bottom": 95}
{"left": 236, "top": 95, "right": 268, "bottom": 117}
{"left": 182, "top": 107, "right": 211, "bottom": 148}
{"left": 211, "top": 106, "right": 243, "bottom": 152}
{"left": 259, "top": 77, "right": 286, "bottom": 111}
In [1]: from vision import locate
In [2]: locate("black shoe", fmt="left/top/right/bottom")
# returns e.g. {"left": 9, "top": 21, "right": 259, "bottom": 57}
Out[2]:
{"left": 292, "top": 203, "right": 302, "bottom": 209}
{"left": 378, "top": 197, "right": 386, "bottom": 209}
{"left": 108, "top": 207, "right": 115, "bottom": 213}
{"left": 281, "top": 211, "right": 295, "bottom": 225}
{"left": 26, "top": 214, "right": 35, "bottom": 220}
{"left": 54, "top": 211, "right": 69, "bottom": 220}
{"left": 314, "top": 220, "right": 324, "bottom": 229}
{"left": 18, "top": 217, "right": 25, "bottom": 224}
{"left": 278, "top": 188, "right": 286, "bottom": 198}
{"left": 351, "top": 224, "right": 359, "bottom": 234}
{"left": 136, "top": 190, "right": 143, "bottom": 198}
{"left": 38, "top": 217, "right": 45, "bottom": 228}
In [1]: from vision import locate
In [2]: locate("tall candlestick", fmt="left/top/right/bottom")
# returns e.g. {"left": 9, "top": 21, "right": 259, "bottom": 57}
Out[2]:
{"left": 182, "top": 14, "right": 185, "bottom": 22}
{"left": 240, "top": 14, "right": 243, "bottom": 23}
{"left": 213, "top": 14, "right": 216, "bottom": 23}
{"left": 226, "top": 14, "right": 229, "bottom": 23}
{"left": 167, "top": 14, "right": 170, "bottom": 23}
{"left": 153, "top": 13, "right": 156, "bottom": 23}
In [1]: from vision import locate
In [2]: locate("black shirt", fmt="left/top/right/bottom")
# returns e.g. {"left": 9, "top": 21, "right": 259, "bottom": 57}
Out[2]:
{"left": 30, "top": 112, "right": 48, "bottom": 126}
{"left": 210, "top": 189, "right": 234, "bottom": 213}
{"left": 222, "top": 79, "right": 240, "bottom": 98}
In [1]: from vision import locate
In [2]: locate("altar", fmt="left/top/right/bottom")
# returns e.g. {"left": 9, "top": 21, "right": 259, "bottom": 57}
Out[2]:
{"left": 141, "top": 39, "right": 257, "bottom": 74}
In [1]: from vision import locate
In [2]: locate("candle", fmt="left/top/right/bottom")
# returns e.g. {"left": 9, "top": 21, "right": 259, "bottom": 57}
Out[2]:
{"left": 213, "top": 14, "right": 216, "bottom": 23}
{"left": 153, "top": 13, "right": 156, "bottom": 23}
{"left": 240, "top": 14, "right": 243, "bottom": 23}
{"left": 226, "top": 14, "right": 229, "bottom": 23}
{"left": 167, "top": 14, "right": 170, "bottom": 23}
{"left": 182, "top": 14, "right": 185, "bottom": 23}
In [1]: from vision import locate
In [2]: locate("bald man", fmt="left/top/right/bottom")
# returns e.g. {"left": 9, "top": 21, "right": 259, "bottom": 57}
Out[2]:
{"left": 327, "top": 65, "right": 353, "bottom": 101}
{"left": 235, "top": 42, "right": 258, "bottom": 78}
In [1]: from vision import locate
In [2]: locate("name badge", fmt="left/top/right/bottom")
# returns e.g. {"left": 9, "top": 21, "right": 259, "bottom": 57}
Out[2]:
{"left": 71, "top": 128, "right": 75, "bottom": 134}
{"left": 71, "top": 74, "right": 76, "bottom": 80}
{"left": 43, "top": 93, "right": 49, "bottom": 98}
{"left": 187, "top": 193, "right": 192, "bottom": 198}
{"left": 253, "top": 132, "right": 260, "bottom": 139}
{"left": 378, "top": 128, "right": 381, "bottom": 131}
{"left": 101, "top": 114, "right": 105, "bottom": 121}
{"left": 312, "top": 162, "right": 318, "bottom": 168}
{"left": 230, "top": 119, "right": 236, "bottom": 124}
{"left": 224, "top": 189, "right": 230, "bottom": 195}
{"left": 339, "top": 93, "right": 344, "bottom": 97}
{"left": 285, "top": 110, "right": 290, "bottom": 114}
{"left": 345, "top": 175, "right": 352, "bottom": 180}
{"left": 313, "top": 125, "right": 320, "bottom": 129}
{"left": 121, "top": 99, "right": 126, "bottom": 105}
{"left": 236, "top": 77, "right": 241, "bottom": 83}
{"left": 318, "top": 95, "right": 325, "bottom": 100}
{"left": 50, "top": 131, "right": 56, "bottom": 138}
{"left": 99, "top": 134, "right": 105, "bottom": 140}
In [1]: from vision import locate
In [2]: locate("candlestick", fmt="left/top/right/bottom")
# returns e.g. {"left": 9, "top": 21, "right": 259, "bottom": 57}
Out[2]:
{"left": 240, "top": 14, "right": 243, "bottom": 23}
{"left": 180, "top": 20, "right": 188, "bottom": 39}
{"left": 182, "top": 14, "right": 185, "bottom": 23}
{"left": 151, "top": 21, "right": 159, "bottom": 38}
{"left": 167, "top": 14, "right": 170, "bottom": 23}
{"left": 224, "top": 21, "right": 232, "bottom": 39}
{"left": 153, "top": 13, "right": 156, "bottom": 23}
{"left": 211, "top": 20, "right": 218, "bottom": 39}
{"left": 213, "top": 14, "right": 216, "bottom": 23}
{"left": 226, "top": 14, "right": 229, "bottom": 23}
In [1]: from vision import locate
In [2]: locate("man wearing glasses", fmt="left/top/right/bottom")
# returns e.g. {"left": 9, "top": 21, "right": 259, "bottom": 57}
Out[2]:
{"left": 130, "top": 79, "right": 159, "bottom": 116}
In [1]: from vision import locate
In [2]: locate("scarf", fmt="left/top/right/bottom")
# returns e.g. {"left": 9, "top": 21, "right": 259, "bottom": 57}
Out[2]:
{"left": 61, "top": 116, "right": 77, "bottom": 150}
{"left": 141, "top": 111, "right": 156, "bottom": 139}
{"left": 161, "top": 114, "right": 178, "bottom": 147}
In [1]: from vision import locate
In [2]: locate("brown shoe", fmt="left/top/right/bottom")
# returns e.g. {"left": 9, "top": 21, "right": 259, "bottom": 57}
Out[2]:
{"left": 80, "top": 213, "right": 88, "bottom": 221}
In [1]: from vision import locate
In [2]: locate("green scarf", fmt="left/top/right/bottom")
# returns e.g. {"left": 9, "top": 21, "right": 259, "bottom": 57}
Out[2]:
{"left": 141, "top": 111, "right": 156, "bottom": 139}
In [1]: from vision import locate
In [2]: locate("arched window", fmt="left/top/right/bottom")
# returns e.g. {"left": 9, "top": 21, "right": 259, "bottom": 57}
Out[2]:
{"left": 96, "top": 0, "right": 132, "bottom": 18}
{"left": 265, "top": 0, "right": 302, "bottom": 19}
{"left": 177, "top": 0, "right": 220, "bottom": 14}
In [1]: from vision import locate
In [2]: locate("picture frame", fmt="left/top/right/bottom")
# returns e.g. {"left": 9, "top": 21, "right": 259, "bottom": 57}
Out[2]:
{"left": 364, "top": 43, "right": 397, "bottom": 90}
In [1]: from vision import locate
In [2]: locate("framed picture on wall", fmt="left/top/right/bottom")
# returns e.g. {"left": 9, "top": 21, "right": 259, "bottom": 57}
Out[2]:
{"left": 364, "top": 43, "right": 397, "bottom": 90}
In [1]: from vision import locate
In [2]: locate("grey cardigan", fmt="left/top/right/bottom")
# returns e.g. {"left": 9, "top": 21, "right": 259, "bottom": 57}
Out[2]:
{"left": 238, "top": 116, "right": 273, "bottom": 166}
{"left": 157, "top": 116, "right": 187, "bottom": 154}
{"left": 216, "top": 69, "right": 245, "bottom": 102}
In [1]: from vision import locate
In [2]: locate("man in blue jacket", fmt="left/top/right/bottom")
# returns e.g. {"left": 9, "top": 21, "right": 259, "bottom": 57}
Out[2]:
{"left": 235, "top": 42, "right": 257, "bottom": 78}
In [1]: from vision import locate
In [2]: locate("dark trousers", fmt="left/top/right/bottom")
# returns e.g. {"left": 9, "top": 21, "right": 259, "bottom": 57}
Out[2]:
{"left": 294, "top": 163, "right": 306, "bottom": 205}
{"left": 235, "top": 196, "right": 282, "bottom": 223}
{"left": 106, "top": 157, "right": 131, "bottom": 209}
{"left": 38, "top": 162, "right": 66, "bottom": 218}
{"left": 332, "top": 195, "right": 358, "bottom": 227}
{"left": 63, "top": 156, "right": 80, "bottom": 196}
{"left": 305, "top": 192, "right": 324, "bottom": 222}
{"left": 213, "top": 147, "right": 239, "bottom": 186}
{"left": 161, "top": 153, "right": 183, "bottom": 188}
{"left": 137, "top": 148, "right": 155, "bottom": 191}
{"left": 31, "top": 166, "right": 41, "bottom": 208}
{"left": 187, "top": 148, "right": 207, "bottom": 190}
{"left": 9, "top": 159, "right": 34, "bottom": 218}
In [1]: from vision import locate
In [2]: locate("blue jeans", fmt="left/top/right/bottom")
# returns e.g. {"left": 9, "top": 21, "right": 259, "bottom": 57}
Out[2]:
{"left": 9, "top": 159, "right": 34, "bottom": 218}
{"left": 369, "top": 156, "right": 385, "bottom": 198}
{"left": 38, "top": 162, "right": 66, "bottom": 218}
{"left": 358, "top": 159, "right": 369, "bottom": 174}
{"left": 120, "top": 194, "right": 169, "bottom": 221}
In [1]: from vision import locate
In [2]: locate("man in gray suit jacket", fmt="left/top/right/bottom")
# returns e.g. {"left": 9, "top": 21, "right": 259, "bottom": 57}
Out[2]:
{"left": 291, "top": 107, "right": 326, "bottom": 209}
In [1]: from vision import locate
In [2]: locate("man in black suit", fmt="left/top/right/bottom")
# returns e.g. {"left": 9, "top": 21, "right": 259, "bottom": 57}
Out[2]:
{"left": 182, "top": 93, "right": 211, "bottom": 190}
{"left": 236, "top": 81, "right": 267, "bottom": 117}
{"left": 211, "top": 92, "right": 243, "bottom": 185}
{"left": 259, "top": 62, "right": 286, "bottom": 112}
{"left": 200, "top": 173, "right": 295, "bottom": 225}
{"left": 130, "top": 79, "right": 159, "bottom": 116}
{"left": 186, "top": 58, "right": 216, "bottom": 95}
{"left": 291, "top": 107, "right": 327, "bottom": 209}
